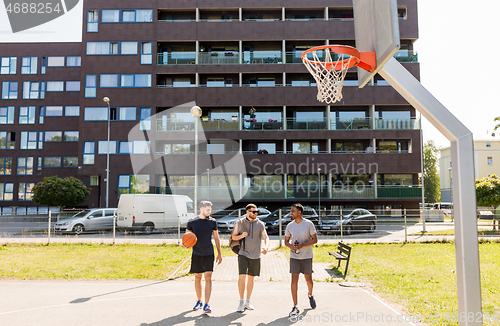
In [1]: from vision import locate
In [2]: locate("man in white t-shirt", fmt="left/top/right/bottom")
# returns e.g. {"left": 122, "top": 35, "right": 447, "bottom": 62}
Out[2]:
{"left": 285, "top": 203, "right": 318, "bottom": 318}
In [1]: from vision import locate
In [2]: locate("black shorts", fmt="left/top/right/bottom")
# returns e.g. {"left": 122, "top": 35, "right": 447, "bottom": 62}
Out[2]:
{"left": 190, "top": 254, "right": 215, "bottom": 274}
{"left": 290, "top": 258, "right": 313, "bottom": 275}
{"left": 238, "top": 254, "right": 261, "bottom": 277}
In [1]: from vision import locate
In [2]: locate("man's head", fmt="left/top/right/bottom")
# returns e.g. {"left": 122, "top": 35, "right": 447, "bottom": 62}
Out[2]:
{"left": 199, "top": 200, "right": 212, "bottom": 217}
{"left": 246, "top": 203, "right": 258, "bottom": 220}
{"left": 290, "top": 203, "right": 304, "bottom": 220}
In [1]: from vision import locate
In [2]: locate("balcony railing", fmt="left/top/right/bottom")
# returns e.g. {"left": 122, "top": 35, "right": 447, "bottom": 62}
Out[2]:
{"left": 331, "top": 185, "right": 376, "bottom": 199}
{"left": 394, "top": 50, "right": 418, "bottom": 63}
{"left": 286, "top": 118, "right": 328, "bottom": 130}
{"left": 377, "top": 186, "right": 422, "bottom": 198}
{"left": 331, "top": 117, "right": 420, "bottom": 130}
{"left": 199, "top": 52, "right": 239, "bottom": 65}
{"left": 243, "top": 119, "right": 283, "bottom": 130}
{"left": 156, "top": 118, "right": 239, "bottom": 131}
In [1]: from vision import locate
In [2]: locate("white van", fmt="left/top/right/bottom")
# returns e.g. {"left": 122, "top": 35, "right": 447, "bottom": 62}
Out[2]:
{"left": 117, "top": 194, "right": 194, "bottom": 234}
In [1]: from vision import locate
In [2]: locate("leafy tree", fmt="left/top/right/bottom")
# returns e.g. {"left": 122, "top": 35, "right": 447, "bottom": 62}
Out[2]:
{"left": 31, "top": 176, "right": 91, "bottom": 218}
{"left": 475, "top": 174, "right": 500, "bottom": 230}
{"left": 422, "top": 140, "right": 441, "bottom": 203}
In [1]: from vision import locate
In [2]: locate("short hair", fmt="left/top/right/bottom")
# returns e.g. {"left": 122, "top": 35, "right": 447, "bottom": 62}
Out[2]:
{"left": 199, "top": 200, "right": 213, "bottom": 208}
{"left": 246, "top": 203, "right": 257, "bottom": 211}
{"left": 291, "top": 203, "right": 304, "bottom": 213}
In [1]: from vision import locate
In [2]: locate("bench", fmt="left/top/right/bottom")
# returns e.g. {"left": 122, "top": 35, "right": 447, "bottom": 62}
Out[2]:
{"left": 329, "top": 242, "right": 352, "bottom": 277}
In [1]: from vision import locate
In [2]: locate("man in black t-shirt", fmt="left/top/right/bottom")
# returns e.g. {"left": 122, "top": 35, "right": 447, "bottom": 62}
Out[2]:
{"left": 185, "top": 200, "right": 222, "bottom": 314}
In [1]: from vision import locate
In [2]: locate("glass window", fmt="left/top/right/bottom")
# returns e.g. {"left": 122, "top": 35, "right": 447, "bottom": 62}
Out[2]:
{"left": 141, "top": 42, "right": 153, "bottom": 64}
{"left": 19, "top": 106, "right": 36, "bottom": 124}
{"left": 336, "top": 141, "right": 363, "bottom": 153}
{"left": 122, "top": 10, "right": 136, "bottom": 22}
{"left": 121, "top": 42, "right": 138, "bottom": 55}
{"left": 21, "top": 57, "right": 37, "bottom": 74}
{"left": 64, "top": 131, "right": 79, "bottom": 142}
{"left": 0, "top": 157, "right": 12, "bottom": 175}
{"left": 84, "top": 107, "right": 108, "bottom": 121}
{"left": 136, "top": 10, "right": 153, "bottom": 22}
{"left": 85, "top": 75, "right": 97, "bottom": 97}
{"left": 2, "top": 81, "right": 18, "bottom": 99}
{"left": 173, "top": 78, "right": 191, "bottom": 87}
{"left": 65, "top": 106, "right": 80, "bottom": 116}
{"left": 83, "top": 141, "right": 95, "bottom": 165}
{"left": 0, "top": 131, "right": 16, "bottom": 149}
{"left": 47, "top": 57, "right": 65, "bottom": 67}
{"left": 46, "top": 81, "right": 64, "bottom": 92}
{"left": 102, "top": 9, "right": 119, "bottom": 22}
{"left": 488, "top": 157, "right": 493, "bottom": 165}
{"left": 0, "top": 183, "right": 14, "bottom": 201}
{"left": 118, "top": 174, "right": 150, "bottom": 197}
{"left": 98, "top": 141, "right": 117, "bottom": 154}
{"left": 87, "top": 10, "right": 99, "bottom": 32}
{"left": 20, "top": 131, "right": 37, "bottom": 150}
{"left": 381, "top": 174, "right": 413, "bottom": 186}
{"left": 63, "top": 157, "right": 78, "bottom": 167}
{"left": 133, "top": 141, "right": 150, "bottom": 154}
{"left": 45, "top": 106, "right": 63, "bottom": 117}
{"left": 18, "top": 182, "right": 35, "bottom": 201}
{"left": 37, "top": 157, "right": 42, "bottom": 175}
{"left": 292, "top": 142, "right": 319, "bottom": 154}
{"left": 17, "top": 157, "right": 34, "bottom": 175}
{"left": 66, "top": 81, "right": 80, "bottom": 92}
{"left": 0, "top": 106, "right": 15, "bottom": 124}
{"left": 119, "top": 141, "right": 133, "bottom": 154}
{"left": 90, "top": 176, "right": 99, "bottom": 186}
{"left": 120, "top": 74, "right": 152, "bottom": 87}
{"left": 140, "top": 107, "right": 151, "bottom": 130}
{"left": 43, "top": 157, "right": 61, "bottom": 167}
{"left": 1, "top": 57, "right": 16, "bottom": 74}
{"left": 100, "top": 74, "right": 119, "bottom": 88}
{"left": 23, "top": 81, "right": 43, "bottom": 99}
{"left": 257, "top": 143, "right": 276, "bottom": 154}
{"left": 44, "top": 131, "right": 62, "bottom": 142}
{"left": 66, "top": 56, "right": 81, "bottom": 67}
{"left": 119, "top": 107, "right": 136, "bottom": 121}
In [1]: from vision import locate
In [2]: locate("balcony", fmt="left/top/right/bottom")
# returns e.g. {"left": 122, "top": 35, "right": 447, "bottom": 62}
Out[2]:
{"left": 156, "top": 118, "right": 239, "bottom": 131}
{"left": 243, "top": 119, "right": 283, "bottom": 131}
{"left": 286, "top": 118, "right": 327, "bottom": 130}
{"left": 331, "top": 185, "right": 375, "bottom": 199}
{"left": 377, "top": 186, "right": 422, "bottom": 198}
{"left": 331, "top": 118, "right": 420, "bottom": 130}
{"left": 394, "top": 50, "right": 418, "bottom": 63}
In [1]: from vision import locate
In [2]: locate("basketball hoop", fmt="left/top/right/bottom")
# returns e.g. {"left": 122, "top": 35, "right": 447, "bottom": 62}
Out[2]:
{"left": 301, "top": 45, "right": 376, "bottom": 104}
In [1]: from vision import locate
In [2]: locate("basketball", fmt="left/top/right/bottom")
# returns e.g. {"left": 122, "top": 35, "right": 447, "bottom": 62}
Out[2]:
{"left": 182, "top": 232, "right": 197, "bottom": 248}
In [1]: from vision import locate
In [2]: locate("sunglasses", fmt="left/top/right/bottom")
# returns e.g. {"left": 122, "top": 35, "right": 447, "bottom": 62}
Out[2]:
{"left": 248, "top": 211, "right": 259, "bottom": 214}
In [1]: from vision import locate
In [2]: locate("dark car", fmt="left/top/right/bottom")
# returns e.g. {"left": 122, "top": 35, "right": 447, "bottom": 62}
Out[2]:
{"left": 262, "top": 206, "right": 319, "bottom": 234}
{"left": 217, "top": 207, "right": 271, "bottom": 233}
{"left": 318, "top": 208, "right": 377, "bottom": 235}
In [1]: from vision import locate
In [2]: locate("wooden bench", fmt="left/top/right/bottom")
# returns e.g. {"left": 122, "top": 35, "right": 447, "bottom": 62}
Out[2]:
{"left": 329, "top": 242, "right": 352, "bottom": 277}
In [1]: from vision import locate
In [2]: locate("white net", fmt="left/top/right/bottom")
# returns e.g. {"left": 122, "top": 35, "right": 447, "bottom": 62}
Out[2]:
{"left": 302, "top": 48, "right": 354, "bottom": 104}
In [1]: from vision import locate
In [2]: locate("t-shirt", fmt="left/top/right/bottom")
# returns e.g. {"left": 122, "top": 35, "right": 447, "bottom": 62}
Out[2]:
{"left": 237, "top": 218, "right": 266, "bottom": 260}
{"left": 187, "top": 216, "right": 217, "bottom": 256}
{"left": 285, "top": 218, "right": 317, "bottom": 260}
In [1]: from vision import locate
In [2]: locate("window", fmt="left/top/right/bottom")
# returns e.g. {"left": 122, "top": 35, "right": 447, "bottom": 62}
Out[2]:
{"left": 1, "top": 57, "right": 16, "bottom": 74}
{"left": 17, "top": 157, "right": 34, "bottom": 175}
{"left": 119, "top": 141, "right": 133, "bottom": 154}
{"left": 257, "top": 143, "right": 276, "bottom": 154}
{"left": 2, "top": 81, "right": 18, "bottom": 99}
{"left": 86, "top": 42, "right": 119, "bottom": 55}
{"left": 66, "top": 56, "right": 81, "bottom": 67}
{"left": 63, "top": 157, "right": 78, "bottom": 167}
{"left": 90, "top": 176, "right": 99, "bottom": 186}
{"left": 44, "top": 131, "right": 62, "bottom": 142}
{"left": 64, "top": 131, "right": 79, "bottom": 142}
{"left": 19, "top": 106, "right": 36, "bottom": 124}
{"left": 102, "top": 9, "right": 119, "bottom": 22}
{"left": 120, "top": 74, "right": 152, "bottom": 87}
{"left": 43, "top": 157, "right": 61, "bottom": 167}
{"left": 100, "top": 74, "right": 119, "bottom": 88}
{"left": 87, "top": 10, "right": 99, "bottom": 32}
{"left": 140, "top": 107, "right": 151, "bottom": 130}
{"left": 292, "top": 142, "right": 319, "bottom": 154}
{"left": 83, "top": 141, "right": 95, "bottom": 164}
{"left": 121, "top": 42, "right": 138, "bottom": 55}
{"left": 133, "top": 141, "right": 150, "bottom": 154}
{"left": 47, "top": 57, "right": 65, "bottom": 67}
{"left": 46, "top": 81, "right": 64, "bottom": 92}
{"left": 41, "top": 57, "right": 47, "bottom": 74}
{"left": 207, "top": 77, "right": 232, "bottom": 87}
{"left": 122, "top": 10, "right": 136, "bottom": 22}
{"left": 486, "top": 142, "right": 491, "bottom": 148}
{"left": 37, "top": 157, "right": 42, "bottom": 175}
{"left": 0, "top": 183, "right": 14, "bottom": 201}
{"left": 65, "top": 106, "right": 80, "bottom": 116}
{"left": 249, "top": 77, "right": 275, "bottom": 87}
{"left": 207, "top": 144, "right": 225, "bottom": 154}
{"left": 20, "top": 131, "right": 37, "bottom": 149}
{"left": 98, "top": 141, "right": 117, "bottom": 154}
{"left": 119, "top": 107, "right": 136, "bottom": 121}
{"left": 38, "top": 132, "right": 43, "bottom": 149}
{"left": 0, "top": 106, "right": 14, "bottom": 124}
{"left": 488, "top": 157, "right": 493, "bottom": 165}
{"left": 85, "top": 74, "right": 97, "bottom": 97}
{"left": 66, "top": 81, "right": 80, "bottom": 92}
{"left": 335, "top": 141, "right": 363, "bottom": 153}
{"left": 39, "top": 106, "right": 44, "bottom": 124}
{"left": 84, "top": 107, "right": 108, "bottom": 121}
{"left": 23, "top": 81, "right": 44, "bottom": 99}
{"left": 118, "top": 174, "right": 150, "bottom": 197}
{"left": 379, "top": 174, "right": 413, "bottom": 186}
{"left": 122, "top": 9, "right": 153, "bottom": 23}
{"left": 0, "top": 157, "right": 12, "bottom": 175}
{"left": 291, "top": 77, "right": 314, "bottom": 86}
{"left": 141, "top": 42, "right": 153, "bottom": 64}
{"left": 18, "top": 182, "right": 35, "bottom": 201}
{"left": 163, "top": 143, "right": 190, "bottom": 154}
{"left": 45, "top": 106, "right": 63, "bottom": 117}
{"left": 172, "top": 78, "right": 191, "bottom": 87}
{"left": 21, "top": 57, "right": 37, "bottom": 74}
{"left": 0, "top": 131, "right": 16, "bottom": 149}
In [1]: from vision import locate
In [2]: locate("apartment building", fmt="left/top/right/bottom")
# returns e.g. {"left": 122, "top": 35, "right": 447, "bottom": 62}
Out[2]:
{"left": 0, "top": 0, "right": 422, "bottom": 215}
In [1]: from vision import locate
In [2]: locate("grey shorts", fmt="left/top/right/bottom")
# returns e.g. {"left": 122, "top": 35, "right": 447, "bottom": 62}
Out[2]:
{"left": 238, "top": 254, "right": 261, "bottom": 277}
{"left": 290, "top": 258, "right": 313, "bottom": 275}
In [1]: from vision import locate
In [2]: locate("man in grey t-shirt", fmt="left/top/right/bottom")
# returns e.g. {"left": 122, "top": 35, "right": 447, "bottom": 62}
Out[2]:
{"left": 231, "top": 203, "right": 269, "bottom": 312}
{"left": 285, "top": 203, "right": 318, "bottom": 318}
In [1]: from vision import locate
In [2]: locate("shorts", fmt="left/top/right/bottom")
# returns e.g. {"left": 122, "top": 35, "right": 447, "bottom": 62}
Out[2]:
{"left": 190, "top": 254, "right": 215, "bottom": 274}
{"left": 238, "top": 254, "right": 261, "bottom": 277}
{"left": 290, "top": 258, "right": 313, "bottom": 275}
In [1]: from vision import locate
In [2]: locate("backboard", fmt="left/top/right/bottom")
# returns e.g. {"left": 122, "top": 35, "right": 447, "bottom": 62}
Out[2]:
{"left": 354, "top": 0, "right": 400, "bottom": 88}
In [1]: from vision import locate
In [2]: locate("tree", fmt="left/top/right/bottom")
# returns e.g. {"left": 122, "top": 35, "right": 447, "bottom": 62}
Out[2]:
{"left": 31, "top": 176, "right": 91, "bottom": 219}
{"left": 475, "top": 174, "right": 500, "bottom": 230}
{"left": 493, "top": 116, "right": 500, "bottom": 132}
{"left": 422, "top": 140, "right": 441, "bottom": 203}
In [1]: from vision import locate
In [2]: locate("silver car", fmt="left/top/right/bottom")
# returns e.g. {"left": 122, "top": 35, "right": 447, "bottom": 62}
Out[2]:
{"left": 54, "top": 208, "right": 117, "bottom": 234}
{"left": 217, "top": 208, "right": 271, "bottom": 233}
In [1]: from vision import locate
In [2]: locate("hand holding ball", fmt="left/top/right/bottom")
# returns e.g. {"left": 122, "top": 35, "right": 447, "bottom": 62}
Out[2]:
{"left": 182, "top": 232, "right": 197, "bottom": 248}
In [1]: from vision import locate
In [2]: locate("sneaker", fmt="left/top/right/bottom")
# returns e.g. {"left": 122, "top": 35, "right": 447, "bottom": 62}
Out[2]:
{"left": 245, "top": 299, "right": 255, "bottom": 310}
{"left": 203, "top": 303, "right": 211, "bottom": 314}
{"left": 308, "top": 294, "right": 317, "bottom": 309}
{"left": 193, "top": 300, "right": 203, "bottom": 311}
{"left": 289, "top": 306, "right": 300, "bottom": 317}
{"left": 237, "top": 299, "right": 245, "bottom": 312}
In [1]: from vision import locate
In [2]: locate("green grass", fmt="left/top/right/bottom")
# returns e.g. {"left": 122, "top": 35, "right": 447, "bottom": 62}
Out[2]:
{"left": 312, "top": 242, "right": 500, "bottom": 326}
{"left": 411, "top": 230, "right": 500, "bottom": 236}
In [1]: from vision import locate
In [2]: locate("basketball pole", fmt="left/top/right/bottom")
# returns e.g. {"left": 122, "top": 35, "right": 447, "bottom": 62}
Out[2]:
{"left": 379, "top": 57, "right": 482, "bottom": 326}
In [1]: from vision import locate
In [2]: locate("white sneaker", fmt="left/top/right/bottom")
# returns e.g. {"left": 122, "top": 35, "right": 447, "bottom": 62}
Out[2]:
{"left": 245, "top": 299, "right": 255, "bottom": 310}
{"left": 237, "top": 299, "right": 245, "bottom": 312}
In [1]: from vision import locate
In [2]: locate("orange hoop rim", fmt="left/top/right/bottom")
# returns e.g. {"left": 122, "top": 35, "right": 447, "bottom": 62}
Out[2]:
{"left": 301, "top": 45, "right": 375, "bottom": 72}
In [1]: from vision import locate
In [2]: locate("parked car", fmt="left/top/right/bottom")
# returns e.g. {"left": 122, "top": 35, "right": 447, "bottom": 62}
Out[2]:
{"left": 318, "top": 208, "right": 377, "bottom": 235}
{"left": 217, "top": 207, "right": 271, "bottom": 233}
{"left": 262, "top": 206, "right": 319, "bottom": 234}
{"left": 433, "top": 202, "right": 453, "bottom": 216}
{"left": 54, "top": 208, "right": 117, "bottom": 235}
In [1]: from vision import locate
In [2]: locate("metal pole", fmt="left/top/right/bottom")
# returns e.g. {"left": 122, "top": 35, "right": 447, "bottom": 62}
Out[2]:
{"left": 113, "top": 209, "right": 116, "bottom": 245}
{"left": 194, "top": 117, "right": 199, "bottom": 214}
{"left": 318, "top": 168, "right": 321, "bottom": 224}
{"left": 207, "top": 168, "right": 210, "bottom": 201}
{"left": 279, "top": 209, "right": 282, "bottom": 247}
{"left": 103, "top": 97, "right": 111, "bottom": 208}
{"left": 420, "top": 116, "right": 426, "bottom": 232}
{"left": 48, "top": 210, "right": 51, "bottom": 245}
{"left": 404, "top": 208, "right": 407, "bottom": 243}
{"left": 340, "top": 208, "right": 343, "bottom": 243}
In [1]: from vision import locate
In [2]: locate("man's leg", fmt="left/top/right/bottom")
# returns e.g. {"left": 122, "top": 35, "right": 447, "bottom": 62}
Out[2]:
{"left": 238, "top": 274, "right": 247, "bottom": 299}
{"left": 194, "top": 273, "right": 203, "bottom": 301}
{"left": 304, "top": 273, "right": 314, "bottom": 296}
{"left": 204, "top": 271, "right": 213, "bottom": 303}
{"left": 246, "top": 275, "right": 255, "bottom": 299}
{"left": 291, "top": 273, "right": 300, "bottom": 306}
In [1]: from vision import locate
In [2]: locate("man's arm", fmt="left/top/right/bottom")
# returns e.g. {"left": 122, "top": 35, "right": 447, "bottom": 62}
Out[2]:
{"left": 297, "top": 233, "right": 318, "bottom": 249}
{"left": 261, "top": 228, "right": 269, "bottom": 254}
{"left": 231, "top": 221, "right": 247, "bottom": 240}
{"left": 213, "top": 229, "right": 223, "bottom": 264}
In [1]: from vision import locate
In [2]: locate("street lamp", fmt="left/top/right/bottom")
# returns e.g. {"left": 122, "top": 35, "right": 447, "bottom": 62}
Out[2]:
{"left": 206, "top": 168, "right": 210, "bottom": 201}
{"left": 318, "top": 167, "right": 321, "bottom": 223}
{"left": 103, "top": 97, "right": 111, "bottom": 208}
{"left": 190, "top": 106, "right": 202, "bottom": 215}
